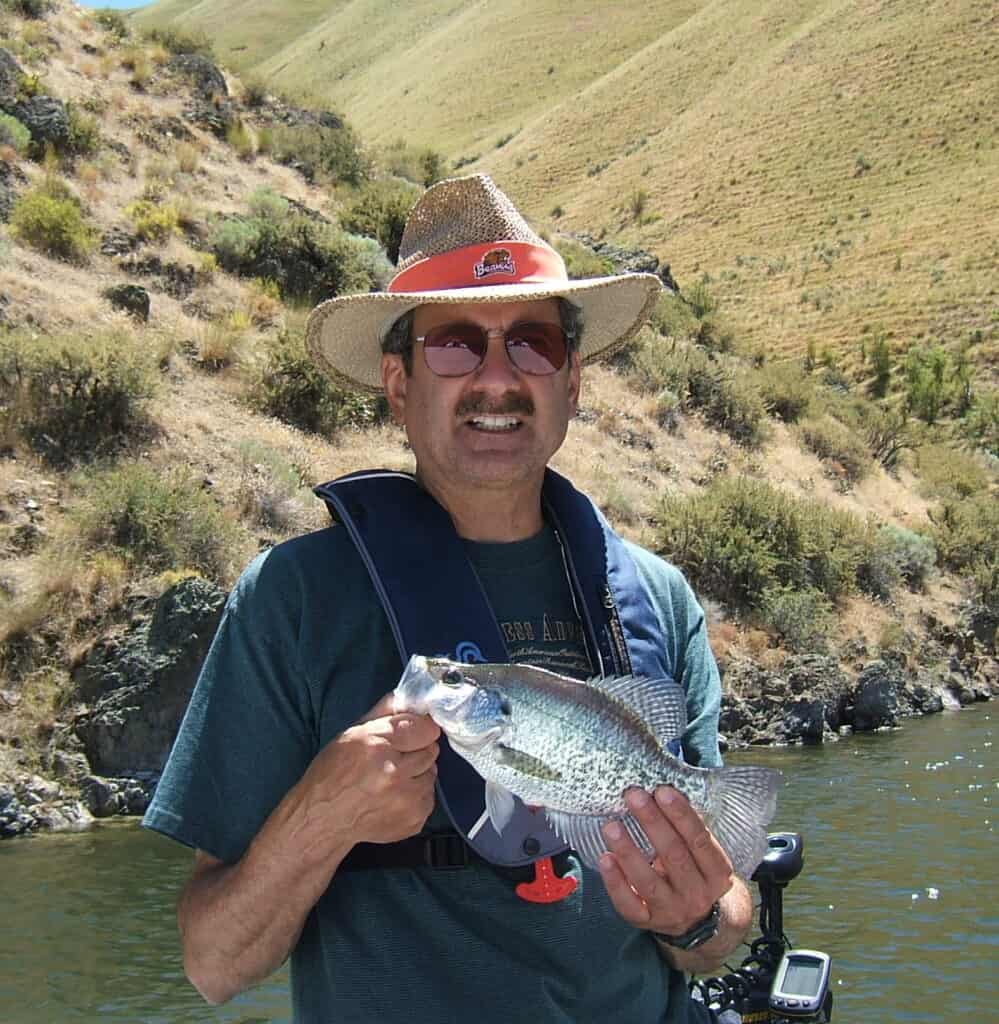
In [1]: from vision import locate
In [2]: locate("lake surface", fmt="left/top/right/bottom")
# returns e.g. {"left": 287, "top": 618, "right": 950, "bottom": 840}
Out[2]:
{"left": 0, "top": 705, "right": 994, "bottom": 1022}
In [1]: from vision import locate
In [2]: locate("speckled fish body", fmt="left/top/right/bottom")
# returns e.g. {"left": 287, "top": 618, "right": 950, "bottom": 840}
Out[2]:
{"left": 394, "top": 655, "right": 781, "bottom": 877}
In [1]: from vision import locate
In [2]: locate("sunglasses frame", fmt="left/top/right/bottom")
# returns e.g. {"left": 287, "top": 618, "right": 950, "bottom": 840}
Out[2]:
{"left": 413, "top": 320, "right": 570, "bottom": 378}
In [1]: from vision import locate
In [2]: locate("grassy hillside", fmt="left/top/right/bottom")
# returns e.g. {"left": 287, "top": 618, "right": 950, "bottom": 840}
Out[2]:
{"left": 135, "top": 0, "right": 999, "bottom": 375}
{"left": 0, "top": 2, "right": 996, "bottom": 789}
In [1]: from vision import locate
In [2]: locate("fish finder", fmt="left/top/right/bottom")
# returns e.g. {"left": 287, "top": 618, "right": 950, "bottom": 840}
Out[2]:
{"left": 769, "top": 949, "right": 832, "bottom": 1019}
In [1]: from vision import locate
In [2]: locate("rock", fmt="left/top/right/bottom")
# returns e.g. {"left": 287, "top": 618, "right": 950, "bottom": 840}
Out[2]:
{"left": 0, "top": 159, "right": 28, "bottom": 223}
{"left": 776, "top": 698, "right": 826, "bottom": 743}
{"left": 34, "top": 801, "right": 92, "bottom": 832}
{"left": 965, "top": 605, "right": 998, "bottom": 654}
{"left": 903, "top": 675, "right": 945, "bottom": 715}
{"left": 118, "top": 253, "right": 197, "bottom": 299}
{"left": 100, "top": 227, "right": 141, "bottom": 257}
{"left": 167, "top": 54, "right": 228, "bottom": 98}
{"left": 783, "top": 653, "right": 850, "bottom": 730}
{"left": 103, "top": 283, "right": 150, "bottom": 321}
{"left": 72, "top": 577, "right": 226, "bottom": 776}
{"left": 852, "top": 660, "right": 901, "bottom": 730}
{"left": 10, "top": 96, "right": 70, "bottom": 150}
{"left": 944, "top": 671, "right": 977, "bottom": 706}
{"left": 81, "top": 774, "right": 153, "bottom": 818}
{"left": 0, "top": 48, "right": 24, "bottom": 109}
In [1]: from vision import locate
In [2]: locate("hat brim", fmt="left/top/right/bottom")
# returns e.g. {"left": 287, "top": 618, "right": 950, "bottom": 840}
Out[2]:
{"left": 305, "top": 273, "right": 662, "bottom": 393}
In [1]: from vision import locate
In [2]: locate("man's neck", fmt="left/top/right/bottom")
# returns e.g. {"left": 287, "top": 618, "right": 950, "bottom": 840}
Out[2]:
{"left": 415, "top": 473, "right": 544, "bottom": 542}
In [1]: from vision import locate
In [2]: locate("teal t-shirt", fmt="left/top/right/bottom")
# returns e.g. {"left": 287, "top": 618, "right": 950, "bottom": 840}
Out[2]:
{"left": 144, "top": 521, "right": 721, "bottom": 1024}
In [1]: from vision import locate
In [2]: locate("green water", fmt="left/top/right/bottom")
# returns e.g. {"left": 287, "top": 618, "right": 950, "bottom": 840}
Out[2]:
{"left": 1, "top": 706, "right": 995, "bottom": 1022}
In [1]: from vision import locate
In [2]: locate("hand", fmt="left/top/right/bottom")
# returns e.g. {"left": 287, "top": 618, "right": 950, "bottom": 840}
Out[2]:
{"left": 299, "top": 693, "right": 441, "bottom": 847}
{"left": 598, "top": 786, "right": 734, "bottom": 937}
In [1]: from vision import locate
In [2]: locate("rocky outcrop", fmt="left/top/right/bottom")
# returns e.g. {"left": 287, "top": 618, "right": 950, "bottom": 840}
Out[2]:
{"left": 71, "top": 576, "right": 226, "bottom": 777}
{"left": 102, "top": 283, "right": 150, "bottom": 321}
{"left": 570, "top": 232, "right": 679, "bottom": 290}
{"left": 0, "top": 776, "right": 92, "bottom": 838}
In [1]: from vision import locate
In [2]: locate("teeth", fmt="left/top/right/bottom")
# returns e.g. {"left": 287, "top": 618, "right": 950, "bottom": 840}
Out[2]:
{"left": 470, "top": 415, "right": 520, "bottom": 430}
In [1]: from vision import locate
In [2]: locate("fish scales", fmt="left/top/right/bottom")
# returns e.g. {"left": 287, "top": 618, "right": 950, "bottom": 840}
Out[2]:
{"left": 394, "top": 655, "right": 780, "bottom": 877}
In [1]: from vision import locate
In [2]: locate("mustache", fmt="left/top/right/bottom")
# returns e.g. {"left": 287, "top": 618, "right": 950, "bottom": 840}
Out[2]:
{"left": 455, "top": 392, "right": 534, "bottom": 418}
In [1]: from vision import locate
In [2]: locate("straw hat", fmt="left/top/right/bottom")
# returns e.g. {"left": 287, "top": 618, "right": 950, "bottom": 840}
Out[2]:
{"left": 305, "top": 174, "right": 662, "bottom": 393}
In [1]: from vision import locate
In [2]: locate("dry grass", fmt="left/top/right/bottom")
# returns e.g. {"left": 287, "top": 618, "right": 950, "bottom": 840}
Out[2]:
{"left": 139, "top": 0, "right": 999, "bottom": 380}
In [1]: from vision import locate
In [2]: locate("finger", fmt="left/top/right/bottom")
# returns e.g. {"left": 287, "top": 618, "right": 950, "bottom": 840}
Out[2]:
{"left": 602, "top": 818, "right": 676, "bottom": 906}
{"left": 623, "top": 788, "right": 706, "bottom": 888}
{"left": 654, "top": 787, "right": 733, "bottom": 882}
{"left": 395, "top": 742, "right": 440, "bottom": 778}
{"left": 597, "top": 852, "right": 652, "bottom": 926}
{"left": 385, "top": 713, "right": 441, "bottom": 752}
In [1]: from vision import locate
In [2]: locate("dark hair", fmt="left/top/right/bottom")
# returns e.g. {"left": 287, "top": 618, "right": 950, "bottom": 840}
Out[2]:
{"left": 381, "top": 298, "right": 583, "bottom": 375}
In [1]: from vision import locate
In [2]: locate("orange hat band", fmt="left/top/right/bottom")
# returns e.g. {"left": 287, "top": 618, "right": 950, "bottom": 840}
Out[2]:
{"left": 387, "top": 241, "right": 568, "bottom": 294}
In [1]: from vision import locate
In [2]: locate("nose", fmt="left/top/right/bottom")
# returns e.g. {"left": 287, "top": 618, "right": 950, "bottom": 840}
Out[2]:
{"left": 471, "top": 328, "right": 523, "bottom": 390}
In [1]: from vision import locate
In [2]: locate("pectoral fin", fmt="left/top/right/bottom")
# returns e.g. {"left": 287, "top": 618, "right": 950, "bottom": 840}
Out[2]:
{"left": 485, "top": 779, "right": 516, "bottom": 834}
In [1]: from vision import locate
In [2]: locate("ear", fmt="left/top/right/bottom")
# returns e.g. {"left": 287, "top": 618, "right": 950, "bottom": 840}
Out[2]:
{"left": 381, "top": 353, "right": 408, "bottom": 425}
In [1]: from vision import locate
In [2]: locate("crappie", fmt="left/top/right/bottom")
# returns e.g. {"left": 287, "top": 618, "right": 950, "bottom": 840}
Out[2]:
{"left": 394, "top": 655, "right": 781, "bottom": 878}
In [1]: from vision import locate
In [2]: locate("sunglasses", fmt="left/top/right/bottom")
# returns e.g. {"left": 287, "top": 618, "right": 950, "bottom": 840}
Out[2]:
{"left": 414, "top": 321, "right": 569, "bottom": 377}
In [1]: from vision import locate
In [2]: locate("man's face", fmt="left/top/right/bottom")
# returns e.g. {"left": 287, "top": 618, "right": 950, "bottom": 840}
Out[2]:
{"left": 381, "top": 298, "right": 580, "bottom": 498}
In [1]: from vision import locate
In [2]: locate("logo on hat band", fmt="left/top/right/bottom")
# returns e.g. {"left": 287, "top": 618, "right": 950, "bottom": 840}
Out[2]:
{"left": 474, "top": 247, "right": 515, "bottom": 280}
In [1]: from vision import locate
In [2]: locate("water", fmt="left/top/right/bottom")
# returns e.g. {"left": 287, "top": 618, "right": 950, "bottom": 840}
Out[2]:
{"left": 1, "top": 706, "right": 995, "bottom": 1022}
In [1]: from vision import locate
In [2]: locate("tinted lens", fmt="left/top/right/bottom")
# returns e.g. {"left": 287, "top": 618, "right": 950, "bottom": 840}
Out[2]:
{"left": 505, "top": 322, "right": 567, "bottom": 374}
{"left": 421, "top": 323, "right": 488, "bottom": 376}
{"left": 420, "top": 321, "right": 567, "bottom": 377}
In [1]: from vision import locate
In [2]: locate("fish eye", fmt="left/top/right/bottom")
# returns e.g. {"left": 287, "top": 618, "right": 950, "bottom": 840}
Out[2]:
{"left": 442, "top": 669, "right": 464, "bottom": 687}
{"left": 499, "top": 698, "right": 512, "bottom": 717}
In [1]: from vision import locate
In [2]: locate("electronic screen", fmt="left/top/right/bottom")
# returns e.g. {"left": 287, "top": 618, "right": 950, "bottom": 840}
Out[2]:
{"left": 769, "top": 950, "right": 831, "bottom": 1018}
{"left": 783, "top": 961, "right": 823, "bottom": 997}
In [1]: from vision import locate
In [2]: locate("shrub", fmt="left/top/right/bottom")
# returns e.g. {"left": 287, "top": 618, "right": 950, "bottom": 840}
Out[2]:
{"left": 209, "top": 189, "right": 392, "bottom": 304}
{"left": 377, "top": 139, "right": 448, "bottom": 186}
{"left": 555, "top": 238, "right": 614, "bottom": 279}
{"left": 753, "top": 361, "right": 814, "bottom": 423}
{"left": 75, "top": 463, "right": 243, "bottom": 580}
{"left": 963, "top": 390, "right": 999, "bottom": 457}
{"left": 864, "top": 407, "right": 914, "bottom": 471}
{"left": 248, "top": 326, "right": 388, "bottom": 435}
{"left": 798, "top": 415, "right": 872, "bottom": 483}
{"left": 930, "top": 494, "right": 999, "bottom": 573}
{"left": 869, "top": 335, "right": 892, "bottom": 397}
{"left": 339, "top": 178, "right": 420, "bottom": 263}
{"left": 141, "top": 26, "right": 214, "bottom": 57}
{"left": 270, "top": 122, "right": 370, "bottom": 186}
{"left": 2, "top": 0, "right": 49, "bottom": 17}
{"left": 858, "top": 525, "right": 936, "bottom": 598}
{"left": 242, "top": 78, "right": 268, "bottom": 108}
{"left": 649, "top": 291, "right": 699, "bottom": 340}
{"left": 915, "top": 443, "right": 989, "bottom": 500}
{"left": 657, "top": 476, "right": 867, "bottom": 610}
{"left": 628, "top": 334, "right": 768, "bottom": 447}
{"left": 94, "top": 8, "right": 130, "bottom": 42}
{"left": 225, "top": 118, "right": 255, "bottom": 159}
{"left": 685, "top": 280, "right": 717, "bottom": 319}
{"left": 125, "top": 199, "right": 178, "bottom": 242}
{"left": 0, "top": 329, "right": 156, "bottom": 466}
{"left": 9, "top": 176, "right": 98, "bottom": 263}
{"left": 760, "top": 585, "right": 831, "bottom": 652}
{"left": 904, "top": 344, "right": 953, "bottom": 424}
{"left": 0, "top": 112, "right": 30, "bottom": 155}
{"left": 175, "top": 141, "right": 199, "bottom": 174}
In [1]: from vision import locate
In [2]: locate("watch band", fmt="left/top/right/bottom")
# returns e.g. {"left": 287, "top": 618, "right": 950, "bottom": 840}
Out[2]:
{"left": 653, "top": 901, "right": 721, "bottom": 951}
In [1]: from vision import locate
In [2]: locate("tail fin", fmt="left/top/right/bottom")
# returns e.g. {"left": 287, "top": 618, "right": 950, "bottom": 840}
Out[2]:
{"left": 705, "top": 766, "right": 782, "bottom": 880}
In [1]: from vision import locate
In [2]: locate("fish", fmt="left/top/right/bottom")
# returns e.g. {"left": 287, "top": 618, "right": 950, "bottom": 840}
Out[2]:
{"left": 394, "top": 655, "right": 781, "bottom": 878}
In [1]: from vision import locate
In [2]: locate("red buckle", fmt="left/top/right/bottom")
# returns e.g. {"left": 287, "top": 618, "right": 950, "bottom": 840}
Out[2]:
{"left": 515, "top": 856, "right": 578, "bottom": 903}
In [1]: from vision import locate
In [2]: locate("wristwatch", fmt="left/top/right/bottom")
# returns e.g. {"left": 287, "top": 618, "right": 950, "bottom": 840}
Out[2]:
{"left": 653, "top": 901, "right": 720, "bottom": 950}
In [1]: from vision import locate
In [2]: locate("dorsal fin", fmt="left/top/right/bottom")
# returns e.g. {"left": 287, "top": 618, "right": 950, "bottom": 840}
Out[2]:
{"left": 585, "top": 674, "right": 687, "bottom": 748}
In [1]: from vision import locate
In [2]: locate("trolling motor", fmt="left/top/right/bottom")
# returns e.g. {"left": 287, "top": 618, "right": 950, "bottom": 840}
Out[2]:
{"left": 690, "top": 833, "right": 834, "bottom": 1023}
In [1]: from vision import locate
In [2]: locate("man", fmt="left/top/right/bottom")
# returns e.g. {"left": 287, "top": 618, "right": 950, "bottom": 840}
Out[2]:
{"left": 144, "top": 174, "right": 751, "bottom": 1022}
